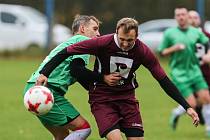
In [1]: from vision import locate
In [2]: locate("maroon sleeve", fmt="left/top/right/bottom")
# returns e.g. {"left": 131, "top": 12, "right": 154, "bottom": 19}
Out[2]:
{"left": 67, "top": 37, "right": 100, "bottom": 55}
{"left": 140, "top": 41, "right": 166, "bottom": 81}
{"left": 66, "top": 34, "right": 114, "bottom": 55}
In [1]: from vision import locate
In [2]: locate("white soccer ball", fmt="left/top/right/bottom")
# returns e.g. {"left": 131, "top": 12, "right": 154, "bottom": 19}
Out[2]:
{"left": 24, "top": 86, "right": 54, "bottom": 115}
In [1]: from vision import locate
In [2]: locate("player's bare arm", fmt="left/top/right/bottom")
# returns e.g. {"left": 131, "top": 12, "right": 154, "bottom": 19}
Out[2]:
{"left": 161, "top": 44, "right": 185, "bottom": 56}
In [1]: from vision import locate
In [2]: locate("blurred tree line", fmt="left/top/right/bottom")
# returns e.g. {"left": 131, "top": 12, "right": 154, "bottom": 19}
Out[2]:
{"left": 0, "top": 0, "right": 210, "bottom": 34}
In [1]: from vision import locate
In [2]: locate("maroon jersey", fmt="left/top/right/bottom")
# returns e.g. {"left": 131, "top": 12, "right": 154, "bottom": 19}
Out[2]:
{"left": 67, "top": 34, "right": 166, "bottom": 102}
{"left": 202, "top": 29, "right": 210, "bottom": 38}
{"left": 201, "top": 64, "right": 210, "bottom": 86}
{"left": 200, "top": 29, "right": 210, "bottom": 86}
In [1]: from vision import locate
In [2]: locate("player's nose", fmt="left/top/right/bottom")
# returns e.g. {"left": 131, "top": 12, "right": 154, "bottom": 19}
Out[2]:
{"left": 96, "top": 31, "right": 100, "bottom": 37}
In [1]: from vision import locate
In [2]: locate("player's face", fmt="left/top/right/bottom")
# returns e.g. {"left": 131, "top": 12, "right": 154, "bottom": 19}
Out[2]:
{"left": 83, "top": 19, "right": 100, "bottom": 38}
{"left": 117, "top": 27, "right": 137, "bottom": 51}
{"left": 188, "top": 12, "right": 201, "bottom": 27}
{"left": 175, "top": 8, "right": 189, "bottom": 28}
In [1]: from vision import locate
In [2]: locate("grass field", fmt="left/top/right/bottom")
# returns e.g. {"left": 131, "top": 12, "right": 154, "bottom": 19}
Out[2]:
{"left": 0, "top": 58, "right": 208, "bottom": 140}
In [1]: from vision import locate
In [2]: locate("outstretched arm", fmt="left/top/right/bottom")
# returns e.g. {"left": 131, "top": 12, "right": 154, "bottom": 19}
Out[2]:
{"left": 160, "top": 44, "right": 185, "bottom": 56}
{"left": 36, "top": 48, "right": 69, "bottom": 85}
{"left": 158, "top": 76, "right": 200, "bottom": 127}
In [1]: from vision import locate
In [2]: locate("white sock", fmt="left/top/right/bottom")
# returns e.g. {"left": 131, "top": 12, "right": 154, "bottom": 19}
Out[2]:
{"left": 202, "top": 104, "right": 210, "bottom": 131}
{"left": 172, "top": 105, "right": 186, "bottom": 116}
{"left": 64, "top": 128, "right": 91, "bottom": 140}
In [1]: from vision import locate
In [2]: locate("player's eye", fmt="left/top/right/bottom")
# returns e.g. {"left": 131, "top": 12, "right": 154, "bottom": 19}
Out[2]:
{"left": 119, "top": 38, "right": 125, "bottom": 41}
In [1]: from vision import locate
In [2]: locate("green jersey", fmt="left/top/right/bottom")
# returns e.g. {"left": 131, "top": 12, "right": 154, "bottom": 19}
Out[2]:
{"left": 27, "top": 35, "right": 90, "bottom": 93}
{"left": 158, "top": 26, "right": 209, "bottom": 82}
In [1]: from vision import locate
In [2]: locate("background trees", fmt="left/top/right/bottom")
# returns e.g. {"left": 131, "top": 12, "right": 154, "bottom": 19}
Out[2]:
{"left": 0, "top": 0, "right": 209, "bottom": 34}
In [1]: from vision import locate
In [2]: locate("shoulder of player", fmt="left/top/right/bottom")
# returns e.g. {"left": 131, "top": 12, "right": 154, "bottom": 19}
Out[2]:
{"left": 94, "top": 33, "right": 115, "bottom": 46}
{"left": 72, "top": 34, "right": 90, "bottom": 42}
{"left": 135, "top": 39, "right": 151, "bottom": 52}
{"left": 164, "top": 27, "right": 178, "bottom": 34}
{"left": 135, "top": 39, "right": 148, "bottom": 48}
{"left": 97, "top": 33, "right": 114, "bottom": 41}
{"left": 188, "top": 26, "right": 203, "bottom": 34}
{"left": 56, "top": 35, "right": 89, "bottom": 47}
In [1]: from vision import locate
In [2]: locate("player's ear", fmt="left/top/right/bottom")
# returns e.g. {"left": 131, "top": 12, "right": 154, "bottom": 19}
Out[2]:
{"left": 135, "top": 31, "right": 138, "bottom": 38}
{"left": 79, "top": 25, "right": 85, "bottom": 33}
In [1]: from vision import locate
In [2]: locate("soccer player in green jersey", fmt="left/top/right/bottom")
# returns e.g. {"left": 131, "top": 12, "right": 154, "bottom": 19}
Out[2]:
{"left": 166, "top": 9, "right": 210, "bottom": 133}
{"left": 158, "top": 8, "right": 210, "bottom": 136}
{"left": 23, "top": 15, "right": 100, "bottom": 140}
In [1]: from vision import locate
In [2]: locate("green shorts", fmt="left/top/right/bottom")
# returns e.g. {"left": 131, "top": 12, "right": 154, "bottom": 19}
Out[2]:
{"left": 23, "top": 83, "right": 80, "bottom": 126}
{"left": 173, "top": 76, "right": 208, "bottom": 98}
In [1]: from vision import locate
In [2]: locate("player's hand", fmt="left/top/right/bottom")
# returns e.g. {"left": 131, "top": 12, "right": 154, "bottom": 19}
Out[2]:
{"left": 103, "top": 72, "right": 121, "bottom": 86}
{"left": 35, "top": 74, "right": 48, "bottom": 86}
{"left": 186, "top": 107, "right": 200, "bottom": 127}
{"left": 174, "top": 44, "right": 185, "bottom": 51}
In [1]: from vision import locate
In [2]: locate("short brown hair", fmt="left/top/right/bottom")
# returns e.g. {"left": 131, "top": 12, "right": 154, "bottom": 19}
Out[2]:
{"left": 72, "top": 15, "right": 101, "bottom": 34}
{"left": 116, "top": 17, "right": 139, "bottom": 35}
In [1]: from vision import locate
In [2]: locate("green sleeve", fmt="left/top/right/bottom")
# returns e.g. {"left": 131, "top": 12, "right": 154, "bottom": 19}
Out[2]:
{"left": 157, "top": 30, "right": 171, "bottom": 53}
{"left": 198, "top": 30, "right": 209, "bottom": 44}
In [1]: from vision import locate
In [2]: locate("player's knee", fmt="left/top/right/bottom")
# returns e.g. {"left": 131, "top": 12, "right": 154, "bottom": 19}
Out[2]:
{"left": 64, "top": 121, "right": 91, "bottom": 140}
{"left": 51, "top": 129, "right": 69, "bottom": 140}
{"left": 74, "top": 121, "right": 91, "bottom": 138}
{"left": 122, "top": 128, "right": 144, "bottom": 138}
{"left": 199, "top": 96, "right": 210, "bottom": 104}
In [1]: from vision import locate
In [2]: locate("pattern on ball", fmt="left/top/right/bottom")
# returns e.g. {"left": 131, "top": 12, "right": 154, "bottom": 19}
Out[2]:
{"left": 24, "top": 86, "right": 54, "bottom": 115}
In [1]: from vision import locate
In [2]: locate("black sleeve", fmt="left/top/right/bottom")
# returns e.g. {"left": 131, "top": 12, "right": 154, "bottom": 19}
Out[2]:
{"left": 39, "top": 48, "right": 69, "bottom": 77}
{"left": 70, "top": 58, "right": 104, "bottom": 90}
{"left": 158, "top": 76, "right": 191, "bottom": 110}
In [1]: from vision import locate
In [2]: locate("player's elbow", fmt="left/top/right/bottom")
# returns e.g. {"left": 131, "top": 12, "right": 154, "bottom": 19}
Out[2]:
{"left": 69, "top": 58, "right": 86, "bottom": 78}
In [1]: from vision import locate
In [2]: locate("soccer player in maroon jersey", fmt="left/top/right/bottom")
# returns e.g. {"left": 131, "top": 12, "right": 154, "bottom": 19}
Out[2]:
{"left": 36, "top": 17, "right": 199, "bottom": 140}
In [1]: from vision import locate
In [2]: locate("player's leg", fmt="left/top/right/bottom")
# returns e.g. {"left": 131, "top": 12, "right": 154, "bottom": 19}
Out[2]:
{"left": 44, "top": 115, "right": 91, "bottom": 140}
{"left": 38, "top": 85, "right": 91, "bottom": 140}
{"left": 193, "top": 76, "right": 210, "bottom": 137}
{"left": 44, "top": 125, "right": 69, "bottom": 140}
{"left": 169, "top": 105, "right": 185, "bottom": 130}
{"left": 90, "top": 101, "right": 123, "bottom": 140}
{"left": 168, "top": 81, "right": 196, "bottom": 130}
{"left": 117, "top": 99, "right": 144, "bottom": 140}
{"left": 63, "top": 115, "right": 91, "bottom": 140}
{"left": 196, "top": 89, "right": 210, "bottom": 136}
{"left": 199, "top": 67, "right": 210, "bottom": 125}
{"left": 121, "top": 128, "right": 144, "bottom": 140}
{"left": 106, "top": 128, "right": 123, "bottom": 140}
{"left": 24, "top": 83, "right": 68, "bottom": 140}
{"left": 24, "top": 84, "right": 91, "bottom": 140}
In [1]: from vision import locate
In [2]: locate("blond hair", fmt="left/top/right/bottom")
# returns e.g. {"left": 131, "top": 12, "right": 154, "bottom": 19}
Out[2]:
{"left": 116, "top": 17, "right": 138, "bottom": 35}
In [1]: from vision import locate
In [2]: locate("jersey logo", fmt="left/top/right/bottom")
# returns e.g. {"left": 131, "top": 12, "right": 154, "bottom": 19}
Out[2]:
{"left": 110, "top": 56, "right": 133, "bottom": 79}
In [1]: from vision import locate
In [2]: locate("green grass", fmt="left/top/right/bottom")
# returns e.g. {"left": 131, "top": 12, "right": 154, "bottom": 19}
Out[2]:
{"left": 0, "top": 58, "right": 208, "bottom": 140}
